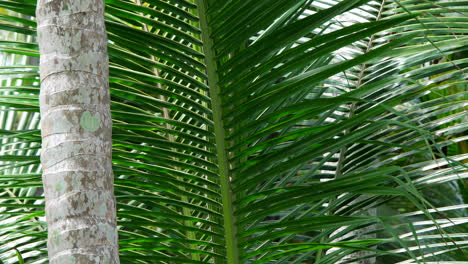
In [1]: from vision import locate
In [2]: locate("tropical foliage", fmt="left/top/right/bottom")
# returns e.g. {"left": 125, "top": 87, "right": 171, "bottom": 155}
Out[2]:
{"left": 0, "top": 0, "right": 467, "bottom": 263}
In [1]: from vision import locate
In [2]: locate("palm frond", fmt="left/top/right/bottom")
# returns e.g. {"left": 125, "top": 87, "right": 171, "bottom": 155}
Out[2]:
{"left": 0, "top": 0, "right": 466, "bottom": 263}
{"left": 0, "top": 8, "right": 44, "bottom": 264}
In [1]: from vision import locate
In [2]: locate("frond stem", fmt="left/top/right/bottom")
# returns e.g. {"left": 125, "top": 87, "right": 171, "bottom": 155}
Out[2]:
{"left": 195, "top": 0, "right": 240, "bottom": 263}
{"left": 135, "top": 0, "right": 199, "bottom": 261}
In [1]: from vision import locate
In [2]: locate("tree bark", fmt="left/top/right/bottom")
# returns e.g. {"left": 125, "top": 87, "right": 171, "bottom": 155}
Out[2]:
{"left": 36, "top": 0, "right": 120, "bottom": 263}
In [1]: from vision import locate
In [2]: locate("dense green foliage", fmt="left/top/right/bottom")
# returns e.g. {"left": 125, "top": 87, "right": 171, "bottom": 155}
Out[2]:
{"left": 0, "top": 0, "right": 467, "bottom": 263}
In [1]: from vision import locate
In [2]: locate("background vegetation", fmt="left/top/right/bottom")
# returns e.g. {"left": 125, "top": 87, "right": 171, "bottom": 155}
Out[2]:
{"left": 0, "top": 0, "right": 467, "bottom": 263}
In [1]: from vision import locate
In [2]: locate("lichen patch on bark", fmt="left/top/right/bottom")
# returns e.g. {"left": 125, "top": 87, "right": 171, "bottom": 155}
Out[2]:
{"left": 80, "top": 111, "right": 101, "bottom": 132}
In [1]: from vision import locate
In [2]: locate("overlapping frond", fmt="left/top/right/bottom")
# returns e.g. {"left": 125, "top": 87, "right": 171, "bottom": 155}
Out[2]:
{"left": 0, "top": 8, "right": 44, "bottom": 263}
{"left": 296, "top": 0, "right": 468, "bottom": 262}
{"left": 0, "top": 0, "right": 466, "bottom": 263}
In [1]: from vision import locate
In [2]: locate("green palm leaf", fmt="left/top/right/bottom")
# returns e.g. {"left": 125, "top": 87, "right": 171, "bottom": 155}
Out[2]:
{"left": 0, "top": 0, "right": 466, "bottom": 263}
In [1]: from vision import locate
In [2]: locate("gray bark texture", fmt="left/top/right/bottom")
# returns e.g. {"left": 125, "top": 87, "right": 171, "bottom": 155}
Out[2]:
{"left": 36, "top": 0, "right": 120, "bottom": 263}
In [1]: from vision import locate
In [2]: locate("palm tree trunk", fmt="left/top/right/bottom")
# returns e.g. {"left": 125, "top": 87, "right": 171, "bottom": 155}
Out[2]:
{"left": 36, "top": 0, "right": 119, "bottom": 263}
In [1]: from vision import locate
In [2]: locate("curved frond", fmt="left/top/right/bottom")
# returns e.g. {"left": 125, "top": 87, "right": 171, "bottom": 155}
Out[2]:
{"left": 0, "top": 0, "right": 466, "bottom": 263}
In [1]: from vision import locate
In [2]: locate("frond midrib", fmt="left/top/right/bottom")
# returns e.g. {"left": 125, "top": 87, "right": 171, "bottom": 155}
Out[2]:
{"left": 195, "top": 1, "right": 240, "bottom": 263}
